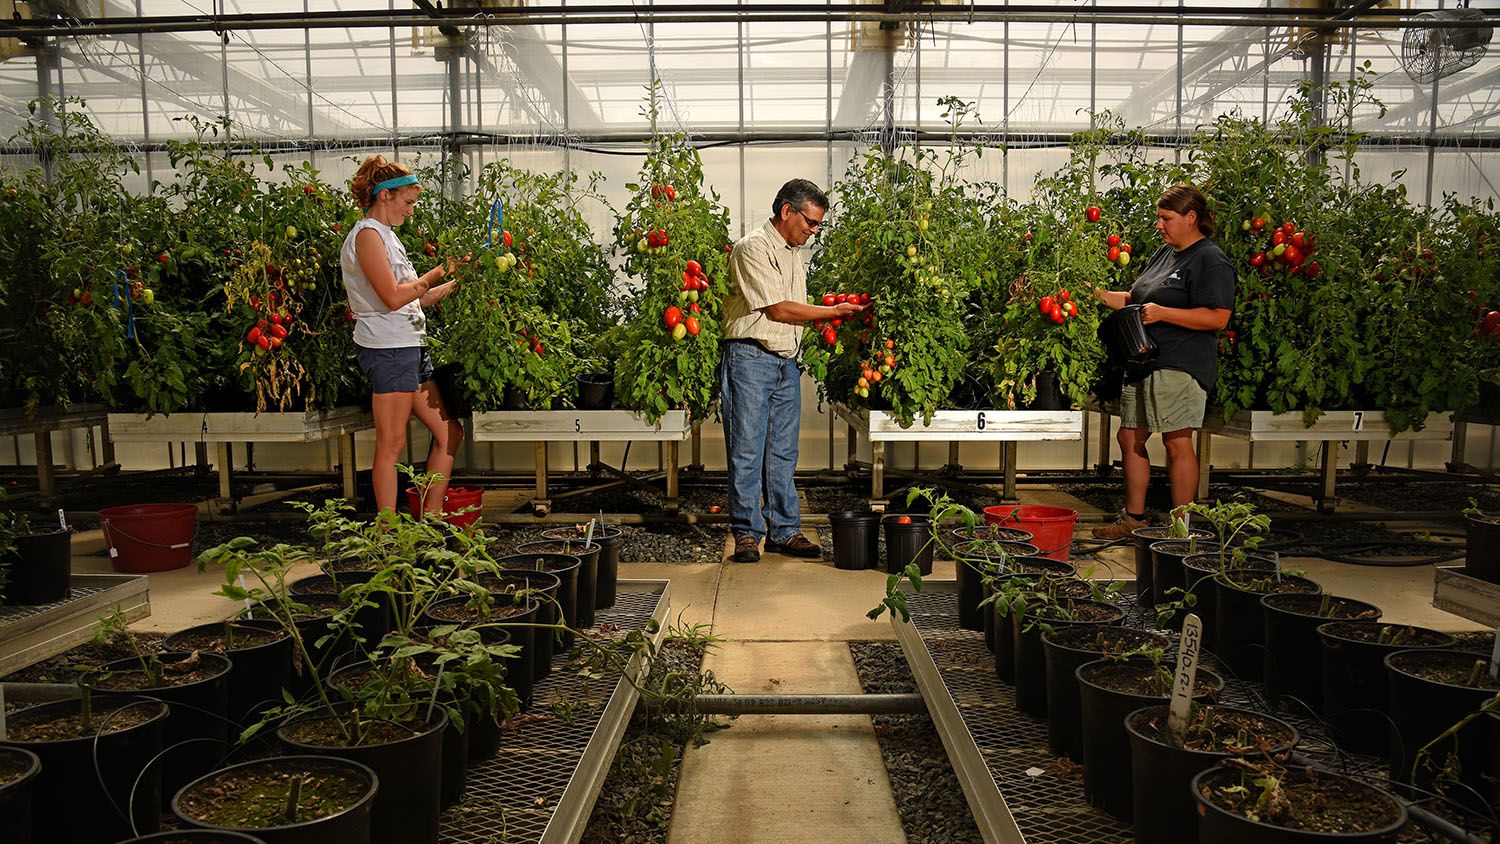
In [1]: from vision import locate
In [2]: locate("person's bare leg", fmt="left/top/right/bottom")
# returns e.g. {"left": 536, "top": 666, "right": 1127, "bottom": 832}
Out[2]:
{"left": 370, "top": 391, "right": 416, "bottom": 513}
{"left": 1118, "top": 426, "right": 1153, "bottom": 515}
{"left": 1163, "top": 428, "right": 1199, "bottom": 515}
{"left": 411, "top": 380, "right": 464, "bottom": 513}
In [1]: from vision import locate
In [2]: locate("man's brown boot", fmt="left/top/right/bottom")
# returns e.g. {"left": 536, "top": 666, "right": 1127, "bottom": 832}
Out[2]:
{"left": 732, "top": 531, "right": 761, "bottom": 563}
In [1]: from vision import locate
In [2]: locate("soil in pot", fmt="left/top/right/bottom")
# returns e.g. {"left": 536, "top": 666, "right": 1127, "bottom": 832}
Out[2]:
{"left": 1385, "top": 648, "right": 1499, "bottom": 803}
{"left": 174, "top": 755, "right": 376, "bottom": 844}
{"left": 1077, "top": 657, "right": 1223, "bottom": 820}
{"left": 1193, "top": 763, "right": 1407, "bottom": 842}
{"left": 1127, "top": 704, "right": 1299, "bottom": 844}
{"left": 951, "top": 525, "right": 1034, "bottom": 545}
{"left": 1261, "top": 593, "right": 1382, "bottom": 712}
{"left": 0, "top": 697, "right": 169, "bottom": 843}
{"left": 163, "top": 622, "right": 293, "bottom": 727}
{"left": 1011, "top": 599, "right": 1124, "bottom": 718}
{"left": 516, "top": 540, "right": 599, "bottom": 629}
{"left": 277, "top": 710, "right": 446, "bottom": 844}
{"left": 326, "top": 662, "right": 468, "bottom": 808}
{"left": 1212, "top": 570, "right": 1321, "bottom": 681}
{"left": 91, "top": 651, "right": 233, "bottom": 807}
{"left": 0, "top": 746, "right": 40, "bottom": 844}
{"left": 242, "top": 594, "right": 355, "bottom": 692}
{"left": 541, "top": 523, "right": 624, "bottom": 609}
{"left": 1177, "top": 551, "right": 1279, "bottom": 649}
{"left": 289, "top": 572, "right": 390, "bottom": 643}
{"left": 1318, "top": 622, "right": 1456, "bottom": 756}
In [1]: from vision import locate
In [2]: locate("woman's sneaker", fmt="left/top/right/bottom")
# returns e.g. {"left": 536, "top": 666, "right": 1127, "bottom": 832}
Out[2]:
{"left": 1090, "top": 511, "right": 1149, "bottom": 540}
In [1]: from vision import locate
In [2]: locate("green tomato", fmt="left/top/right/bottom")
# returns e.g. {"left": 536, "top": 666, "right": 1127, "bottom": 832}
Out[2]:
{"left": 637, "top": 238, "right": 649, "bottom": 252}
{"left": 1118, "top": 251, "right": 1132, "bottom": 267}
{"left": 687, "top": 290, "right": 699, "bottom": 303}
{"left": 672, "top": 322, "right": 687, "bottom": 342}
{"left": 140, "top": 288, "right": 154, "bottom": 305}
{"left": 286, "top": 225, "right": 298, "bottom": 239}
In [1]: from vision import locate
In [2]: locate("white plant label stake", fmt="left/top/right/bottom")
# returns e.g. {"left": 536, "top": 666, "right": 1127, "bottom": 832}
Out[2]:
{"left": 1166, "top": 613, "right": 1203, "bottom": 746}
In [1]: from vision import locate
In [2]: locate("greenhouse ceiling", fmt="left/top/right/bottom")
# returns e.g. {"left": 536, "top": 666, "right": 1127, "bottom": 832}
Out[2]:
{"left": 0, "top": 0, "right": 1496, "bottom": 146}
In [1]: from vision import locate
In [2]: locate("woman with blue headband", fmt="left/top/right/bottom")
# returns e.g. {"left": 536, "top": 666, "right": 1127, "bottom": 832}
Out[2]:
{"left": 343, "top": 154, "right": 463, "bottom": 515}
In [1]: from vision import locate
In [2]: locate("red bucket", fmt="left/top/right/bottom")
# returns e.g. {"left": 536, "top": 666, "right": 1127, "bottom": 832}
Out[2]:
{"left": 405, "top": 484, "right": 485, "bottom": 528}
{"left": 97, "top": 503, "right": 198, "bottom": 573}
{"left": 983, "top": 504, "right": 1078, "bottom": 562}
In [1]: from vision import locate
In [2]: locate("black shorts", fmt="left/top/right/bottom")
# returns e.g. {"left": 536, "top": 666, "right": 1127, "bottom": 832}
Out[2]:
{"left": 356, "top": 345, "right": 434, "bottom": 393}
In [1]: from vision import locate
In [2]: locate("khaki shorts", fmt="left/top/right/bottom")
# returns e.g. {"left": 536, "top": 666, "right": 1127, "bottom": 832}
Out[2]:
{"left": 1116, "top": 369, "right": 1207, "bottom": 432}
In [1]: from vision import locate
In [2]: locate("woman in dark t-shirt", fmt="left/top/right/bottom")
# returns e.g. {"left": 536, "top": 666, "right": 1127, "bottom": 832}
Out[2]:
{"left": 1090, "top": 185, "right": 1236, "bottom": 539}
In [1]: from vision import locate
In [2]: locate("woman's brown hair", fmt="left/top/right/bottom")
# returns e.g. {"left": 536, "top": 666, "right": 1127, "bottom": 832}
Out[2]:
{"left": 350, "top": 155, "right": 415, "bottom": 209}
{"left": 1158, "top": 184, "right": 1216, "bottom": 238}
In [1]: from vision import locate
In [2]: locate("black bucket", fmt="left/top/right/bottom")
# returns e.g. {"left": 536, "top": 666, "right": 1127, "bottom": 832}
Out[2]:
{"left": 829, "top": 511, "right": 881, "bottom": 571}
{"left": 576, "top": 373, "right": 614, "bottom": 410}
{"left": 1027, "top": 369, "right": 1067, "bottom": 410}
{"left": 1099, "top": 304, "right": 1158, "bottom": 367}
{"left": 883, "top": 516, "right": 934, "bottom": 575}
{"left": 542, "top": 524, "right": 623, "bottom": 610}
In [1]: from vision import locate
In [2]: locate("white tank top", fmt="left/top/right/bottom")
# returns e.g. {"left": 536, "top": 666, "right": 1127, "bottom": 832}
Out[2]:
{"left": 341, "top": 218, "right": 426, "bottom": 348}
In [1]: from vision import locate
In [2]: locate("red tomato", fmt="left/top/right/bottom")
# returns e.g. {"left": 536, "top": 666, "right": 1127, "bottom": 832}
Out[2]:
{"left": 1049, "top": 308, "right": 1065, "bottom": 324}
{"left": 1062, "top": 301, "right": 1078, "bottom": 317}
{"left": 1085, "top": 206, "right": 1101, "bottom": 223}
{"left": 1121, "top": 243, "right": 1132, "bottom": 254}
{"left": 1059, "top": 290, "right": 1071, "bottom": 302}
{"left": 1251, "top": 216, "right": 1266, "bottom": 230}
{"left": 1040, "top": 296, "right": 1056, "bottom": 312}
{"left": 1107, "top": 246, "right": 1121, "bottom": 263}
{"left": 1271, "top": 230, "right": 1288, "bottom": 246}
{"left": 1282, "top": 222, "right": 1296, "bottom": 235}
{"left": 1284, "top": 245, "right": 1305, "bottom": 267}
{"left": 269, "top": 336, "right": 283, "bottom": 349}
{"left": 821, "top": 327, "right": 837, "bottom": 345}
{"left": 686, "top": 260, "right": 702, "bottom": 275}
{"left": 1250, "top": 252, "right": 1266, "bottom": 267}
{"left": 1482, "top": 311, "right": 1500, "bottom": 334}
{"left": 1106, "top": 234, "right": 1121, "bottom": 247}
{"left": 832, "top": 318, "right": 843, "bottom": 328}
{"left": 1290, "top": 231, "right": 1307, "bottom": 249}
{"left": 860, "top": 293, "right": 872, "bottom": 304}
{"left": 269, "top": 324, "right": 289, "bottom": 339}
{"left": 684, "top": 316, "right": 700, "bottom": 336}
{"left": 269, "top": 313, "right": 283, "bottom": 325}
{"left": 664, "top": 306, "right": 683, "bottom": 328}
{"left": 247, "top": 327, "right": 263, "bottom": 344}
{"left": 689, "top": 302, "right": 701, "bottom": 314}
{"left": 822, "top": 294, "right": 837, "bottom": 306}
{"left": 897, "top": 515, "right": 913, "bottom": 524}
{"left": 256, "top": 334, "right": 272, "bottom": 350}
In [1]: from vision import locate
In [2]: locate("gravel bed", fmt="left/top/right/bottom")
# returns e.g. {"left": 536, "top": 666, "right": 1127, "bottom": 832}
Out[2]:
{"left": 580, "top": 639, "right": 708, "bottom": 844}
{"left": 1, "top": 633, "right": 165, "bottom": 688}
{"left": 487, "top": 522, "right": 727, "bottom": 564}
{"left": 1336, "top": 477, "right": 1500, "bottom": 514}
{"left": 850, "top": 640, "right": 984, "bottom": 844}
{"left": 528, "top": 475, "right": 729, "bottom": 515}
{"left": 1054, "top": 479, "right": 1309, "bottom": 517}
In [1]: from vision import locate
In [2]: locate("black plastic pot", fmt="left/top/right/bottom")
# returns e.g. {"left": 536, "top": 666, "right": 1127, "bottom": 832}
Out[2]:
{"left": 93, "top": 651, "right": 233, "bottom": 807}
{"left": 0, "top": 697, "right": 168, "bottom": 844}
{"left": 1317, "top": 622, "right": 1456, "bottom": 756}
{"left": 542, "top": 524, "right": 623, "bottom": 610}
{"left": 1212, "top": 571, "right": 1321, "bottom": 681}
{"left": 484, "top": 569, "right": 562, "bottom": 681}
{"left": 243, "top": 594, "right": 356, "bottom": 693}
{"left": 0, "top": 746, "right": 40, "bottom": 844}
{"left": 1191, "top": 765, "right": 1407, "bottom": 844}
{"left": 829, "top": 511, "right": 882, "bottom": 572}
{"left": 1130, "top": 526, "right": 1211, "bottom": 603}
{"left": 1042, "top": 626, "right": 1172, "bottom": 759}
{"left": 460, "top": 628, "right": 513, "bottom": 763}
{"left": 1077, "top": 657, "right": 1222, "bottom": 820}
{"left": 502, "top": 384, "right": 528, "bottom": 410}
{"left": 953, "top": 549, "right": 1001, "bottom": 633}
{"left": 506, "top": 546, "right": 584, "bottom": 644}
{"left": 1463, "top": 514, "right": 1500, "bottom": 583}
{"left": 163, "top": 621, "right": 294, "bottom": 727}
{"left": 1177, "top": 552, "right": 1278, "bottom": 649}
{"left": 326, "top": 661, "right": 467, "bottom": 808}
{"left": 278, "top": 709, "right": 446, "bottom": 844}
{"left": 518, "top": 541, "right": 598, "bottom": 629}
{"left": 1386, "top": 648, "right": 1498, "bottom": 801}
{"left": 289, "top": 571, "right": 390, "bottom": 644}
{"left": 0, "top": 527, "right": 72, "bottom": 605}
{"left": 1127, "top": 704, "right": 1298, "bottom": 844}
{"left": 172, "top": 755, "right": 376, "bottom": 844}
{"left": 883, "top": 515, "right": 934, "bottom": 575}
{"left": 123, "top": 831, "right": 271, "bottom": 843}
{"left": 576, "top": 373, "right": 614, "bottom": 410}
{"left": 423, "top": 595, "right": 536, "bottom": 710}
{"left": 1150, "top": 540, "right": 1220, "bottom": 606}
{"left": 1490, "top": 709, "right": 1500, "bottom": 805}
{"left": 1011, "top": 599, "right": 1124, "bottom": 718}
{"left": 1028, "top": 369, "right": 1067, "bottom": 410}
{"left": 431, "top": 362, "right": 470, "bottom": 418}
{"left": 987, "top": 571, "right": 1061, "bottom": 684}
{"left": 1261, "top": 593, "right": 1382, "bottom": 711}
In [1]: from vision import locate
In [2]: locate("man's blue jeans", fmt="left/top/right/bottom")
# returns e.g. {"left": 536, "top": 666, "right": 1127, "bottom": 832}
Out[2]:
{"left": 720, "top": 340, "right": 802, "bottom": 543}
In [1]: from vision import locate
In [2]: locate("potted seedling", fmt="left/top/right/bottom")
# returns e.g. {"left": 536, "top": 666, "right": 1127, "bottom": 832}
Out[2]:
{"left": 1260, "top": 592, "right": 1382, "bottom": 711}
{"left": 1316, "top": 622, "right": 1456, "bottom": 755}
{"left": 1192, "top": 758, "right": 1407, "bottom": 843}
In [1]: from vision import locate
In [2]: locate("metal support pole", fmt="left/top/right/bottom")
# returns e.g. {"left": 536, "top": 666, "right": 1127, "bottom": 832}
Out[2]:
{"left": 1002, "top": 441, "right": 1018, "bottom": 501}
{"left": 694, "top": 693, "right": 927, "bottom": 716}
{"left": 1450, "top": 418, "right": 1467, "bottom": 470}
{"left": 534, "top": 441, "right": 549, "bottom": 501}
{"left": 1318, "top": 441, "right": 1339, "bottom": 513}
{"left": 665, "top": 441, "right": 679, "bottom": 510}
{"left": 215, "top": 442, "right": 233, "bottom": 502}
{"left": 33, "top": 432, "right": 54, "bottom": 499}
{"left": 947, "top": 441, "right": 960, "bottom": 472}
{"left": 1096, "top": 407, "right": 1113, "bottom": 474}
{"left": 195, "top": 441, "right": 210, "bottom": 473}
{"left": 871, "top": 441, "right": 886, "bottom": 505}
{"left": 339, "top": 433, "right": 357, "bottom": 500}
{"left": 1196, "top": 430, "right": 1213, "bottom": 501}
{"left": 589, "top": 440, "right": 601, "bottom": 470}
{"left": 690, "top": 423, "right": 703, "bottom": 472}
{"left": 846, "top": 422, "right": 858, "bottom": 474}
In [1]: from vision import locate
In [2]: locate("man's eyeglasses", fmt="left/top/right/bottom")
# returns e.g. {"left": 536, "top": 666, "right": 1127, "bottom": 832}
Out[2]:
{"left": 798, "top": 210, "right": 826, "bottom": 230}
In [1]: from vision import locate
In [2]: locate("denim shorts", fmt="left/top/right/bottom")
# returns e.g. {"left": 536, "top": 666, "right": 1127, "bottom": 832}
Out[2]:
{"left": 356, "top": 344, "right": 434, "bottom": 394}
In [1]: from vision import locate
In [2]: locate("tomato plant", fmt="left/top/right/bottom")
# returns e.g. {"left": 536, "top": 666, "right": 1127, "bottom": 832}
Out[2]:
{"left": 609, "top": 83, "right": 732, "bottom": 423}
